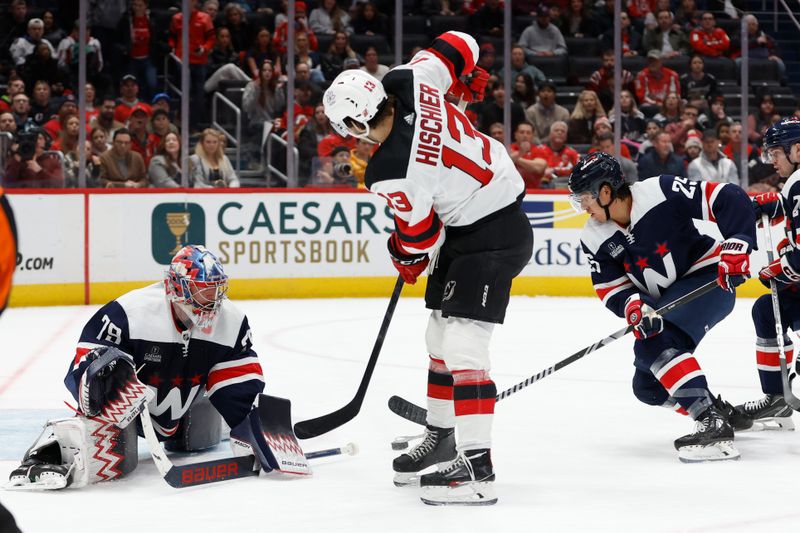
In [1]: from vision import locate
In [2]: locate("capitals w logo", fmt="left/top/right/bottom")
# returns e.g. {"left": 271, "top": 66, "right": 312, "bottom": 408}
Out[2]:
{"left": 146, "top": 385, "right": 201, "bottom": 421}
{"left": 631, "top": 253, "right": 677, "bottom": 299}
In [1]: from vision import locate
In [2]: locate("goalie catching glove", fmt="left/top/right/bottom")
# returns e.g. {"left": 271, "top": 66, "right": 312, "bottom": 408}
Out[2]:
{"left": 624, "top": 293, "right": 663, "bottom": 340}
{"left": 387, "top": 232, "right": 429, "bottom": 285}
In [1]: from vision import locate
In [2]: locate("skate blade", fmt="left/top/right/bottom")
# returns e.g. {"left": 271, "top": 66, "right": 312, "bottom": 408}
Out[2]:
{"left": 3, "top": 475, "right": 69, "bottom": 491}
{"left": 752, "top": 416, "right": 794, "bottom": 431}
{"left": 678, "top": 441, "right": 740, "bottom": 463}
{"left": 393, "top": 472, "right": 419, "bottom": 487}
{"left": 420, "top": 482, "right": 497, "bottom": 506}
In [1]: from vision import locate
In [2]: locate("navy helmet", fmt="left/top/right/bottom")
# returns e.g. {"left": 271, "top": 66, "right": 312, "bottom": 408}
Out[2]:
{"left": 762, "top": 116, "right": 800, "bottom": 164}
{"left": 567, "top": 152, "right": 623, "bottom": 212}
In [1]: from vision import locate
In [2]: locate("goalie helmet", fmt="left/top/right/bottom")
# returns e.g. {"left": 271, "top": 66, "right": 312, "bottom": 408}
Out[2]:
{"left": 323, "top": 69, "right": 387, "bottom": 139}
{"left": 762, "top": 116, "right": 800, "bottom": 164}
{"left": 165, "top": 245, "right": 229, "bottom": 327}
{"left": 567, "top": 152, "right": 623, "bottom": 212}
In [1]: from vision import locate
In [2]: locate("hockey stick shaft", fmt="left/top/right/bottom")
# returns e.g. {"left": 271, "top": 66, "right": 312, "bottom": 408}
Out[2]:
{"left": 293, "top": 275, "right": 405, "bottom": 439}
{"left": 761, "top": 214, "right": 800, "bottom": 410}
{"left": 389, "top": 278, "right": 720, "bottom": 424}
{"left": 305, "top": 442, "right": 359, "bottom": 460}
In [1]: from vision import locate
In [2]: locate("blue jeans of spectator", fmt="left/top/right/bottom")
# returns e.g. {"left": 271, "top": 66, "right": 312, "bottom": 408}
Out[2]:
{"left": 128, "top": 57, "right": 158, "bottom": 100}
{"left": 190, "top": 63, "right": 208, "bottom": 130}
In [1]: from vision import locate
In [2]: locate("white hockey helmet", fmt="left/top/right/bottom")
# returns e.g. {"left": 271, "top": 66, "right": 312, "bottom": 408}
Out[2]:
{"left": 323, "top": 69, "right": 387, "bottom": 139}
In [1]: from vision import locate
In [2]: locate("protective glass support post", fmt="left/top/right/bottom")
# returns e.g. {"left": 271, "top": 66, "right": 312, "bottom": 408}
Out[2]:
{"left": 77, "top": 0, "right": 88, "bottom": 188}
{"left": 502, "top": 0, "right": 511, "bottom": 149}
{"left": 394, "top": 1, "right": 402, "bottom": 69}
{"left": 181, "top": 0, "right": 190, "bottom": 188}
{"left": 739, "top": 17, "right": 749, "bottom": 189}
{"left": 613, "top": 0, "right": 622, "bottom": 160}
{"left": 286, "top": 1, "right": 296, "bottom": 188}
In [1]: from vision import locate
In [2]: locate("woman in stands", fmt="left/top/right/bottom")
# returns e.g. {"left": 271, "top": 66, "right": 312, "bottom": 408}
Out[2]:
{"left": 149, "top": 132, "right": 183, "bottom": 188}
{"left": 289, "top": 31, "right": 323, "bottom": 82}
{"left": 747, "top": 93, "right": 776, "bottom": 144}
{"left": 609, "top": 89, "right": 647, "bottom": 143}
{"left": 309, "top": 0, "right": 352, "bottom": 36}
{"left": 352, "top": 2, "right": 388, "bottom": 36}
{"left": 697, "top": 93, "right": 732, "bottom": 132}
{"left": 189, "top": 129, "right": 240, "bottom": 188}
{"left": 245, "top": 27, "right": 281, "bottom": 80}
{"left": 320, "top": 31, "right": 361, "bottom": 81}
{"left": 568, "top": 89, "right": 606, "bottom": 144}
{"left": 243, "top": 59, "right": 285, "bottom": 131}
{"left": 558, "top": 0, "right": 592, "bottom": 38}
{"left": 512, "top": 73, "right": 537, "bottom": 109}
{"left": 222, "top": 2, "right": 253, "bottom": 53}
{"left": 680, "top": 55, "right": 717, "bottom": 111}
{"left": 209, "top": 27, "right": 241, "bottom": 75}
{"left": 297, "top": 103, "right": 333, "bottom": 186}
{"left": 86, "top": 127, "right": 110, "bottom": 186}
{"left": 52, "top": 113, "right": 80, "bottom": 186}
{"left": 653, "top": 91, "right": 682, "bottom": 127}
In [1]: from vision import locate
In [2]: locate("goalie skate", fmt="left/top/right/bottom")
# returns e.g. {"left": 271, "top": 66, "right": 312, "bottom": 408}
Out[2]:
{"left": 419, "top": 449, "right": 497, "bottom": 506}
{"left": 735, "top": 394, "right": 795, "bottom": 431}
{"left": 674, "top": 405, "right": 740, "bottom": 463}
{"left": 392, "top": 425, "right": 456, "bottom": 487}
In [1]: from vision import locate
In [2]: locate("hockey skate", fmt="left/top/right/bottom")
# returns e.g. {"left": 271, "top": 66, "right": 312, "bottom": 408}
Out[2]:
{"left": 714, "top": 395, "right": 753, "bottom": 432}
{"left": 419, "top": 449, "right": 497, "bottom": 506}
{"left": 674, "top": 405, "right": 740, "bottom": 463}
{"left": 5, "top": 439, "right": 75, "bottom": 490}
{"left": 735, "top": 394, "right": 795, "bottom": 431}
{"left": 392, "top": 425, "right": 456, "bottom": 487}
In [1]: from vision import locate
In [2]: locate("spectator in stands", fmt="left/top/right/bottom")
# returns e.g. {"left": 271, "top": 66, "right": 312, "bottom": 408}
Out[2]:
{"left": 600, "top": 9, "right": 641, "bottom": 57}
{"left": 423, "top": 0, "right": 462, "bottom": 16}
{"left": 665, "top": 104, "right": 699, "bottom": 155}
{"left": 98, "top": 128, "right": 148, "bottom": 188}
{"left": 653, "top": 91, "right": 682, "bottom": 127}
{"left": 290, "top": 31, "right": 324, "bottom": 83}
{"left": 89, "top": 0, "right": 127, "bottom": 80}
{"left": 29, "top": 81, "right": 57, "bottom": 127}
{"left": 85, "top": 127, "right": 107, "bottom": 185}
{"left": 513, "top": 74, "right": 538, "bottom": 109}
{"left": 557, "top": 0, "right": 592, "bottom": 38}
{"left": 360, "top": 46, "right": 388, "bottom": 81}
{"left": 116, "top": 0, "right": 161, "bottom": 100}
{"left": 539, "top": 121, "right": 580, "bottom": 189}
{"left": 638, "top": 119, "right": 661, "bottom": 154}
{"left": 321, "top": 31, "right": 360, "bottom": 81}
{"left": 223, "top": 2, "right": 253, "bottom": 53}
{"left": 22, "top": 42, "right": 66, "bottom": 91}
{"left": 92, "top": 96, "right": 124, "bottom": 137}
{"left": 0, "top": 1, "right": 29, "bottom": 58}
{"left": 683, "top": 129, "right": 702, "bottom": 165}
{"left": 509, "top": 121, "right": 546, "bottom": 188}
{"left": 636, "top": 50, "right": 680, "bottom": 115}
{"left": 643, "top": 9, "right": 690, "bottom": 59}
{"left": 737, "top": 14, "right": 786, "bottom": 80}
{"left": 315, "top": 145, "right": 356, "bottom": 187}
{"left": 520, "top": 4, "right": 568, "bottom": 57}
{"left": 592, "top": 133, "right": 638, "bottom": 183}
{"left": 489, "top": 122, "right": 504, "bottom": 143}
{"left": 697, "top": 92, "right": 731, "bottom": 130}
{"left": 310, "top": 0, "right": 353, "bottom": 35}
{"left": 675, "top": 0, "right": 700, "bottom": 34}
{"left": 689, "top": 12, "right": 729, "bottom": 58}
{"left": 472, "top": 0, "right": 504, "bottom": 37}
{"left": 53, "top": 113, "right": 81, "bottom": 187}
{"left": 148, "top": 109, "right": 176, "bottom": 158}
{"left": 127, "top": 105, "right": 152, "bottom": 164}
{"left": 609, "top": 89, "right": 647, "bottom": 143}
{"left": 591, "top": 117, "right": 632, "bottom": 159}
{"left": 209, "top": 26, "right": 240, "bottom": 74}
{"left": 203, "top": 0, "right": 220, "bottom": 22}
{"left": 627, "top": 0, "right": 654, "bottom": 23}
{"left": 352, "top": 2, "right": 388, "bottom": 36}
{"left": 296, "top": 103, "right": 331, "bottom": 185}
{"left": 169, "top": 0, "right": 215, "bottom": 130}
{"left": 4, "top": 128, "right": 64, "bottom": 188}
{"left": 686, "top": 127, "right": 737, "bottom": 183}
{"left": 587, "top": 49, "right": 636, "bottom": 112}
{"left": 10, "top": 18, "right": 55, "bottom": 68}
{"left": 0, "top": 112, "right": 17, "bottom": 134}
{"left": 274, "top": 2, "right": 318, "bottom": 56}
{"left": 115, "top": 75, "right": 152, "bottom": 124}
{"left": 478, "top": 80, "right": 525, "bottom": 135}
{"left": 748, "top": 93, "right": 776, "bottom": 145}
{"left": 476, "top": 43, "right": 497, "bottom": 76}
{"left": 680, "top": 55, "right": 716, "bottom": 111}
{"left": 294, "top": 62, "right": 323, "bottom": 104}
{"left": 637, "top": 130, "right": 684, "bottom": 178}
{"left": 43, "top": 96, "right": 78, "bottom": 141}
{"left": 716, "top": 120, "right": 732, "bottom": 146}
{"left": 190, "top": 128, "right": 240, "bottom": 188}
{"left": 41, "top": 11, "right": 65, "bottom": 48}
{"left": 349, "top": 138, "right": 373, "bottom": 188}
{"left": 11, "top": 94, "right": 32, "bottom": 131}
{"left": 499, "top": 44, "right": 546, "bottom": 86}
{"left": 245, "top": 27, "right": 281, "bottom": 80}
{"left": 149, "top": 131, "right": 183, "bottom": 188}
{"left": 243, "top": 59, "right": 285, "bottom": 130}
{"left": 0, "top": 78, "right": 25, "bottom": 114}
{"left": 84, "top": 83, "right": 99, "bottom": 124}
{"left": 526, "top": 80, "right": 570, "bottom": 141}
{"left": 568, "top": 90, "right": 606, "bottom": 145}
{"left": 591, "top": 0, "right": 616, "bottom": 38}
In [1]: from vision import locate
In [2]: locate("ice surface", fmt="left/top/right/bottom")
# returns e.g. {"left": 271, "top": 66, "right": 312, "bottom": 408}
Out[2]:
{"left": 2, "top": 296, "right": 800, "bottom": 533}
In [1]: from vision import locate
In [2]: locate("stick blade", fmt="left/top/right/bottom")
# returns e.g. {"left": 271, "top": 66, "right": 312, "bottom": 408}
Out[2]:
{"left": 388, "top": 396, "right": 427, "bottom": 426}
{"left": 293, "top": 403, "right": 358, "bottom": 439}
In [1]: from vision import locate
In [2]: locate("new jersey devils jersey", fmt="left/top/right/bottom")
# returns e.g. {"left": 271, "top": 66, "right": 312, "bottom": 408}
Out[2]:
{"left": 365, "top": 32, "right": 524, "bottom": 256}
{"left": 580, "top": 176, "right": 756, "bottom": 317}
{"left": 64, "top": 284, "right": 264, "bottom": 438}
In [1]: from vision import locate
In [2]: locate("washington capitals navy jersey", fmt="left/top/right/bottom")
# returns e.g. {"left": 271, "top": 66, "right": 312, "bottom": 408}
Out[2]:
{"left": 775, "top": 168, "right": 800, "bottom": 275}
{"left": 580, "top": 176, "right": 756, "bottom": 316}
{"left": 65, "top": 283, "right": 264, "bottom": 438}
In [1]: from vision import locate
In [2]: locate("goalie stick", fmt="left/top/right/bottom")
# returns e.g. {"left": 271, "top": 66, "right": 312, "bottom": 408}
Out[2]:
{"left": 388, "top": 278, "right": 721, "bottom": 426}
{"left": 761, "top": 214, "right": 800, "bottom": 411}
{"left": 294, "top": 275, "right": 404, "bottom": 439}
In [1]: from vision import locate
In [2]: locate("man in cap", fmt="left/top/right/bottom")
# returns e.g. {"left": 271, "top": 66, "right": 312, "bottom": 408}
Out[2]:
{"left": 519, "top": 4, "right": 568, "bottom": 57}
{"left": 115, "top": 75, "right": 152, "bottom": 123}
{"left": 10, "top": 18, "right": 55, "bottom": 66}
{"left": 635, "top": 49, "right": 681, "bottom": 114}
{"left": 687, "top": 128, "right": 738, "bottom": 183}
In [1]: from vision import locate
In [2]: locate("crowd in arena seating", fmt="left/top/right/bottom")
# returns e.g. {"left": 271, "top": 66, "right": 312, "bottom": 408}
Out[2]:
{"left": 0, "top": 0, "right": 797, "bottom": 191}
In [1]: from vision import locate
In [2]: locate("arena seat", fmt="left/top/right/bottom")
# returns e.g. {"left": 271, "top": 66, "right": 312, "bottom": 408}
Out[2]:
{"left": 400, "top": 15, "right": 428, "bottom": 35}
{"left": 430, "top": 15, "right": 469, "bottom": 37}
{"left": 662, "top": 56, "right": 689, "bottom": 74}
{"left": 402, "top": 34, "right": 430, "bottom": 55}
{"left": 350, "top": 34, "right": 391, "bottom": 55}
{"left": 246, "top": 11, "right": 275, "bottom": 32}
{"left": 621, "top": 56, "right": 647, "bottom": 75}
{"left": 701, "top": 57, "right": 736, "bottom": 82}
{"left": 513, "top": 17, "right": 534, "bottom": 37}
{"left": 565, "top": 37, "right": 599, "bottom": 58}
{"left": 746, "top": 59, "right": 780, "bottom": 83}
{"left": 569, "top": 57, "right": 602, "bottom": 85}
{"left": 529, "top": 56, "right": 569, "bottom": 84}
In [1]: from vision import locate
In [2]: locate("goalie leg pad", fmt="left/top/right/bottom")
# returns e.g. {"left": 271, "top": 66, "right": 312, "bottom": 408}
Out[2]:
{"left": 164, "top": 395, "right": 222, "bottom": 452}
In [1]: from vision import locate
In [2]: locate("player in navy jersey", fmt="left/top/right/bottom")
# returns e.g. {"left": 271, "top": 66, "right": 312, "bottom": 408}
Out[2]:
{"left": 7, "top": 245, "right": 268, "bottom": 490}
{"left": 323, "top": 31, "right": 533, "bottom": 505}
{"left": 738, "top": 117, "right": 800, "bottom": 428}
{"left": 568, "top": 152, "right": 756, "bottom": 462}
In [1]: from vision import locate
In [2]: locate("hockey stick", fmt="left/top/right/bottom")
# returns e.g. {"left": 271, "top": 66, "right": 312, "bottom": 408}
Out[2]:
{"left": 761, "top": 214, "right": 800, "bottom": 411}
{"left": 306, "top": 442, "right": 359, "bottom": 460}
{"left": 389, "top": 278, "right": 721, "bottom": 426}
{"left": 293, "top": 275, "right": 405, "bottom": 439}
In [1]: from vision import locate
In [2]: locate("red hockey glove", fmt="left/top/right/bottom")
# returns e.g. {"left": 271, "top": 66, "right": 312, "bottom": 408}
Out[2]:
{"left": 387, "top": 233, "right": 429, "bottom": 285}
{"left": 450, "top": 67, "right": 490, "bottom": 103}
{"left": 753, "top": 192, "right": 785, "bottom": 226}
{"left": 717, "top": 238, "right": 750, "bottom": 292}
{"left": 760, "top": 255, "right": 800, "bottom": 286}
{"left": 624, "top": 293, "right": 663, "bottom": 340}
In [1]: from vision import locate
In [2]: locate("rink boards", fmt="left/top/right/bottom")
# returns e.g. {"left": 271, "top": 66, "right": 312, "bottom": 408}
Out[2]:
{"left": 5, "top": 189, "right": 771, "bottom": 306}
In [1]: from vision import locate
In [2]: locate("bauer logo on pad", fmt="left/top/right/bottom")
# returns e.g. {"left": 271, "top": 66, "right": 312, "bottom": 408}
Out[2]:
{"left": 151, "top": 203, "right": 206, "bottom": 264}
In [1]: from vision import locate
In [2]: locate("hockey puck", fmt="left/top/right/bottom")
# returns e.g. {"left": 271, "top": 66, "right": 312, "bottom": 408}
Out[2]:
{"left": 391, "top": 441, "right": 408, "bottom": 451}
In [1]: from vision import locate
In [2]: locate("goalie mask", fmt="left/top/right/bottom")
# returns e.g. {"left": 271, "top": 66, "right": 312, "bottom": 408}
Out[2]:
{"left": 165, "top": 245, "right": 229, "bottom": 327}
{"left": 323, "top": 69, "right": 387, "bottom": 140}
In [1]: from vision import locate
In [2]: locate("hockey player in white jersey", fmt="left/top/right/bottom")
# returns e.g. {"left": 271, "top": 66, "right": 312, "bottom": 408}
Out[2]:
{"left": 6, "top": 245, "right": 280, "bottom": 490}
{"left": 324, "top": 31, "right": 533, "bottom": 505}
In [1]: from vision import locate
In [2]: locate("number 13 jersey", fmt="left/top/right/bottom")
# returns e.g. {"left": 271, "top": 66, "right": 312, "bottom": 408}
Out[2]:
{"left": 364, "top": 31, "right": 524, "bottom": 256}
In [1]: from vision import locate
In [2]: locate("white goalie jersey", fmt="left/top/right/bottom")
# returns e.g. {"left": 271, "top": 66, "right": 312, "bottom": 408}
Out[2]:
{"left": 364, "top": 31, "right": 524, "bottom": 256}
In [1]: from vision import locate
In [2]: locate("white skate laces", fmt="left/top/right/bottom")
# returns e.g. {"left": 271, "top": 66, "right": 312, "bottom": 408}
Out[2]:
{"left": 408, "top": 431, "right": 438, "bottom": 461}
{"left": 743, "top": 395, "right": 772, "bottom": 413}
